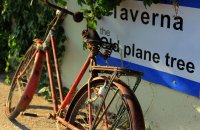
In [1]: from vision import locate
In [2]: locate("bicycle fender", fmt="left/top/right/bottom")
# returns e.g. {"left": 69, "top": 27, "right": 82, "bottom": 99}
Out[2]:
{"left": 66, "top": 76, "right": 145, "bottom": 130}
{"left": 92, "top": 76, "right": 145, "bottom": 130}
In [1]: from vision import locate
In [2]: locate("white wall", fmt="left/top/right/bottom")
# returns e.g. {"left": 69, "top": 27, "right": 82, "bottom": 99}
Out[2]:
{"left": 137, "top": 81, "right": 200, "bottom": 130}
{"left": 60, "top": 0, "right": 200, "bottom": 129}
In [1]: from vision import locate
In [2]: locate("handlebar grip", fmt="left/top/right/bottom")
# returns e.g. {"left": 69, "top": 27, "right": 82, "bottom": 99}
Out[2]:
{"left": 44, "top": 0, "right": 83, "bottom": 22}
{"left": 73, "top": 12, "right": 84, "bottom": 22}
{"left": 44, "top": 0, "right": 72, "bottom": 14}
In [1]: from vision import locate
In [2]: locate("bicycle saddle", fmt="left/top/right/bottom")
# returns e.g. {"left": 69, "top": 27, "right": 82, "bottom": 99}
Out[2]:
{"left": 82, "top": 28, "right": 101, "bottom": 45}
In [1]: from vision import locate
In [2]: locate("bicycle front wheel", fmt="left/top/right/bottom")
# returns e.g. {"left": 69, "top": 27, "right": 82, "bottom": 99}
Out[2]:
{"left": 66, "top": 78, "right": 145, "bottom": 130}
{"left": 5, "top": 44, "right": 44, "bottom": 119}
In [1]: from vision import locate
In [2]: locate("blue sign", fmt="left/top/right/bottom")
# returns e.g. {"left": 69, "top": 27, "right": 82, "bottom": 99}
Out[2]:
{"left": 97, "top": 0, "right": 200, "bottom": 97}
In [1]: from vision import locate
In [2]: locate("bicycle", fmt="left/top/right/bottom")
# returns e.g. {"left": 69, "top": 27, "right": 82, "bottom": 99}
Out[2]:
{"left": 5, "top": 0, "right": 145, "bottom": 129}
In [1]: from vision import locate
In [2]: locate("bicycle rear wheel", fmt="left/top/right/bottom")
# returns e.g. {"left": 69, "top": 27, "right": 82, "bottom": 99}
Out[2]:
{"left": 5, "top": 44, "right": 44, "bottom": 119}
{"left": 66, "top": 78, "right": 145, "bottom": 130}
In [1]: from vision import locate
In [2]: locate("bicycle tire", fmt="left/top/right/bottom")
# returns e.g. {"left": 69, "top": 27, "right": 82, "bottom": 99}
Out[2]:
{"left": 66, "top": 78, "right": 145, "bottom": 130}
{"left": 5, "top": 44, "right": 45, "bottom": 119}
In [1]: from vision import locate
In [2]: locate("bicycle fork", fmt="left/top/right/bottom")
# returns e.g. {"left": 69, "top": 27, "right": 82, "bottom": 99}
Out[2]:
{"left": 17, "top": 40, "right": 45, "bottom": 111}
{"left": 18, "top": 30, "right": 64, "bottom": 116}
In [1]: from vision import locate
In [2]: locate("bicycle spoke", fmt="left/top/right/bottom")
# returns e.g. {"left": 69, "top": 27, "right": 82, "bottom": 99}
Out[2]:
{"left": 103, "top": 103, "right": 108, "bottom": 130}
{"left": 118, "top": 118, "right": 129, "bottom": 129}
{"left": 17, "top": 49, "right": 37, "bottom": 78}
{"left": 92, "top": 89, "right": 119, "bottom": 130}
{"left": 16, "top": 79, "right": 22, "bottom": 96}
{"left": 112, "top": 109, "right": 128, "bottom": 129}
{"left": 68, "top": 80, "right": 144, "bottom": 130}
{"left": 76, "top": 108, "right": 89, "bottom": 129}
{"left": 5, "top": 44, "right": 40, "bottom": 119}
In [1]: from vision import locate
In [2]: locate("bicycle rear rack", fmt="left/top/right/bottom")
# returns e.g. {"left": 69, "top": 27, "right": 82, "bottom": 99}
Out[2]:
{"left": 91, "top": 66, "right": 143, "bottom": 93}
{"left": 91, "top": 66, "right": 143, "bottom": 76}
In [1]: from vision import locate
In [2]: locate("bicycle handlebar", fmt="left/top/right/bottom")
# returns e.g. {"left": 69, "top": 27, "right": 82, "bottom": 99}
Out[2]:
{"left": 44, "top": 0, "right": 84, "bottom": 22}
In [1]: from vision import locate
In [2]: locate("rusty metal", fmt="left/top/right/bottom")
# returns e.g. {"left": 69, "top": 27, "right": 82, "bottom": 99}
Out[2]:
{"left": 46, "top": 48, "right": 58, "bottom": 114}
{"left": 60, "top": 53, "right": 91, "bottom": 109}
{"left": 91, "top": 66, "right": 143, "bottom": 77}
{"left": 92, "top": 89, "right": 119, "bottom": 130}
{"left": 91, "top": 65, "right": 143, "bottom": 94}
{"left": 17, "top": 48, "right": 38, "bottom": 78}
{"left": 91, "top": 71, "right": 117, "bottom": 130}
{"left": 13, "top": 2, "right": 144, "bottom": 129}
{"left": 87, "top": 58, "right": 94, "bottom": 129}
{"left": 103, "top": 103, "right": 108, "bottom": 130}
{"left": 12, "top": 10, "right": 144, "bottom": 129}
{"left": 114, "top": 81, "right": 145, "bottom": 130}
{"left": 18, "top": 49, "right": 45, "bottom": 111}
{"left": 17, "top": 40, "right": 42, "bottom": 79}
{"left": 21, "top": 112, "right": 38, "bottom": 117}
{"left": 65, "top": 76, "right": 145, "bottom": 130}
{"left": 56, "top": 117, "right": 80, "bottom": 130}
{"left": 50, "top": 32, "right": 64, "bottom": 102}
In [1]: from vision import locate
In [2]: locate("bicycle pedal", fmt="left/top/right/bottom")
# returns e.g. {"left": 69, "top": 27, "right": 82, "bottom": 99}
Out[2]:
{"left": 21, "top": 112, "right": 38, "bottom": 117}
{"left": 21, "top": 112, "right": 52, "bottom": 118}
{"left": 47, "top": 113, "right": 55, "bottom": 119}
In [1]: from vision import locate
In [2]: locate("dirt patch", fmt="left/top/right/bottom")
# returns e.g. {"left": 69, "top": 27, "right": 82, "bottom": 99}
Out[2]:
{"left": 0, "top": 75, "right": 59, "bottom": 130}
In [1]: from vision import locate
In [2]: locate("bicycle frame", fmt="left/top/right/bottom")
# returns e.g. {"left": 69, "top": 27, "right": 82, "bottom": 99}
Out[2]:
{"left": 14, "top": 8, "right": 145, "bottom": 129}
{"left": 45, "top": 31, "right": 92, "bottom": 112}
{"left": 29, "top": 31, "right": 143, "bottom": 130}
{"left": 20, "top": 30, "right": 96, "bottom": 130}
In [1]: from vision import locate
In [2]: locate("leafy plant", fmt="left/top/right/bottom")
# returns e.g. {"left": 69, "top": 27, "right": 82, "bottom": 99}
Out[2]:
{"left": 0, "top": 0, "right": 66, "bottom": 100}
{"left": 38, "top": 85, "right": 69, "bottom": 102}
{"left": 77, "top": 0, "right": 122, "bottom": 29}
{"left": 38, "top": 87, "right": 52, "bottom": 100}
{"left": 1, "top": 0, "right": 51, "bottom": 73}
{"left": 74, "top": 0, "right": 179, "bottom": 29}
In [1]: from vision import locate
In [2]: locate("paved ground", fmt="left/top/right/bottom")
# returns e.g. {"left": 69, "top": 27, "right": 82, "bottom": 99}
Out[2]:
{"left": 0, "top": 75, "right": 58, "bottom": 130}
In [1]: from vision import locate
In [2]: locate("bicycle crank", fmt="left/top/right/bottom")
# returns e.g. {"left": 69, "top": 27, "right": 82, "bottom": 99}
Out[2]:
{"left": 21, "top": 112, "right": 55, "bottom": 119}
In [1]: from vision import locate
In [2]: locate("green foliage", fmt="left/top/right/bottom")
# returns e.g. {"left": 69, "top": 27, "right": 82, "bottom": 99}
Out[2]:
{"left": 77, "top": 0, "right": 121, "bottom": 29}
{"left": 55, "top": 0, "right": 67, "bottom": 6}
{"left": 0, "top": 0, "right": 54, "bottom": 73}
{"left": 38, "top": 87, "right": 52, "bottom": 100}
{"left": 38, "top": 85, "right": 69, "bottom": 101}
{"left": 0, "top": 1, "right": 65, "bottom": 68}
{"left": 74, "top": 0, "right": 179, "bottom": 29}
{"left": 0, "top": 0, "right": 66, "bottom": 97}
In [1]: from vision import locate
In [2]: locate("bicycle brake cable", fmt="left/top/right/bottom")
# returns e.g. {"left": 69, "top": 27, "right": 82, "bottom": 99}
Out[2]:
{"left": 43, "top": 16, "right": 57, "bottom": 40}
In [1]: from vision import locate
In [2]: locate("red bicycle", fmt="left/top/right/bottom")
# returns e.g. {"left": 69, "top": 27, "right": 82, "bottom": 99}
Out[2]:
{"left": 5, "top": 0, "right": 145, "bottom": 129}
